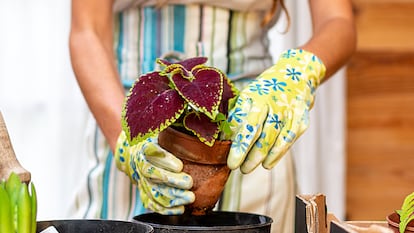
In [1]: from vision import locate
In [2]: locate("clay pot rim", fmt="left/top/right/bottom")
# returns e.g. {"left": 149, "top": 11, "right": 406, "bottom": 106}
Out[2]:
{"left": 158, "top": 127, "right": 231, "bottom": 165}
{"left": 164, "top": 126, "right": 232, "bottom": 146}
{"left": 386, "top": 212, "right": 414, "bottom": 231}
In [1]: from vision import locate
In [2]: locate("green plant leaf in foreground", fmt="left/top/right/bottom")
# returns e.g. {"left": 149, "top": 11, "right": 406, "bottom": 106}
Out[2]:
{"left": 0, "top": 172, "right": 37, "bottom": 233}
{"left": 5, "top": 172, "right": 22, "bottom": 205}
{"left": 17, "top": 184, "right": 32, "bottom": 233}
{"left": 0, "top": 184, "right": 14, "bottom": 233}
{"left": 399, "top": 191, "right": 414, "bottom": 233}
{"left": 30, "top": 182, "right": 37, "bottom": 233}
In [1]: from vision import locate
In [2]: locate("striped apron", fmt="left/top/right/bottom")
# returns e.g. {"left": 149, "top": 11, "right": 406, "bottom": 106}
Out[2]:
{"left": 69, "top": 3, "right": 295, "bottom": 233}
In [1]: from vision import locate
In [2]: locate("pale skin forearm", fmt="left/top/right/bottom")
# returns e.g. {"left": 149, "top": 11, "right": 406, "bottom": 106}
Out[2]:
{"left": 69, "top": 0, "right": 123, "bottom": 152}
{"left": 299, "top": 0, "right": 357, "bottom": 79}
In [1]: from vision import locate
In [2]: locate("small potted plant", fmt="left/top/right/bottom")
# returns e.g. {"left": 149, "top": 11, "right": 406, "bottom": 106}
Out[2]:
{"left": 121, "top": 57, "right": 239, "bottom": 215}
{"left": 387, "top": 192, "right": 414, "bottom": 232}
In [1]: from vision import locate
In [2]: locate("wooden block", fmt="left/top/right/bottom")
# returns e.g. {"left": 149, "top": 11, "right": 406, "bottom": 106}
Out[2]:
{"left": 346, "top": 51, "right": 414, "bottom": 220}
{"left": 352, "top": 1, "right": 414, "bottom": 51}
{"left": 296, "top": 194, "right": 328, "bottom": 233}
{"left": 0, "top": 112, "right": 31, "bottom": 183}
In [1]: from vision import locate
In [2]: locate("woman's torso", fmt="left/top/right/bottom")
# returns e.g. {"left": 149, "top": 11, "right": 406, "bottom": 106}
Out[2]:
{"left": 114, "top": 0, "right": 275, "bottom": 14}
{"left": 113, "top": 0, "right": 276, "bottom": 87}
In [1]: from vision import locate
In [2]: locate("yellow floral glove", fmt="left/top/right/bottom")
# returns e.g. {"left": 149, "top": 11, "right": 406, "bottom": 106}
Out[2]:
{"left": 115, "top": 131, "right": 195, "bottom": 214}
{"left": 227, "top": 49, "right": 326, "bottom": 174}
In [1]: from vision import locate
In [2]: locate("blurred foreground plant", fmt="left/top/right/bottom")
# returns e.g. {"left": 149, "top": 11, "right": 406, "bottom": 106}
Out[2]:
{"left": 0, "top": 172, "right": 37, "bottom": 233}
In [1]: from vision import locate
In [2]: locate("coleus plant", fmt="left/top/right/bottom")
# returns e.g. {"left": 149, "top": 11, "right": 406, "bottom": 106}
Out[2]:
{"left": 121, "top": 57, "right": 239, "bottom": 147}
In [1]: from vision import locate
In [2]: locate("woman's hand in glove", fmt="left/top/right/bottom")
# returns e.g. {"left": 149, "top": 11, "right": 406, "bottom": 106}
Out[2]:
{"left": 227, "top": 49, "right": 326, "bottom": 174}
{"left": 115, "top": 131, "right": 195, "bottom": 214}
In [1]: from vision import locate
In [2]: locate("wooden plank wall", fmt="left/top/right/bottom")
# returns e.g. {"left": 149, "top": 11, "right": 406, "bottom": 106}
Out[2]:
{"left": 346, "top": 0, "right": 414, "bottom": 220}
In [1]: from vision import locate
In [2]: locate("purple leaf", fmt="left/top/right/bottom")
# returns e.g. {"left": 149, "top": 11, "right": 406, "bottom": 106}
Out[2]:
{"left": 219, "top": 72, "right": 238, "bottom": 115}
{"left": 171, "top": 67, "right": 223, "bottom": 119}
{"left": 184, "top": 112, "right": 220, "bottom": 146}
{"left": 122, "top": 72, "right": 186, "bottom": 144}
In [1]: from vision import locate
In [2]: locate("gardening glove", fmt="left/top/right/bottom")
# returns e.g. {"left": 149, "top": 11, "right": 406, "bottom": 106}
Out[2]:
{"left": 227, "top": 49, "right": 326, "bottom": 174}
{"left": 115, "top": 131, "right": 195, "bottom": 215}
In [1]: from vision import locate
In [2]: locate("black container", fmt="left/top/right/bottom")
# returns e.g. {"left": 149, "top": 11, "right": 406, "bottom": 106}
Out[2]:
{"left": 36, "top": 219, "right": 153, "bottom": 233}
{"left": 134, "top": 211, "right": 273, "bottom": 233}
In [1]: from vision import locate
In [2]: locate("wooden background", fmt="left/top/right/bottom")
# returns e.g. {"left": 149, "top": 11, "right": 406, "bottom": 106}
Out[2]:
{"left": 346, "top": 0, "right": 414, "bottom": 220}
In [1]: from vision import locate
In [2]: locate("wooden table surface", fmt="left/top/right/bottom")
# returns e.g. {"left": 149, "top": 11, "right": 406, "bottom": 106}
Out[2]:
{"left": 328, "top": 214, "right": 399, "bottom": 233}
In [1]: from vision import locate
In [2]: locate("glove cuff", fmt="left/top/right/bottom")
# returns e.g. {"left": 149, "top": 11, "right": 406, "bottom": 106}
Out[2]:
{"left": 114, "top": 131, "right": 130, "bottom": 173}
{"left": 277, "top": 48, "right": 327, "bottom": 88}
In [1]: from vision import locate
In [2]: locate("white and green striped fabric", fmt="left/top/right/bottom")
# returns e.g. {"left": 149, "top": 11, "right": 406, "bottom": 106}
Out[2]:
{"left": 114, "top": 4, "right": 274, "bottom": 88}
{"left": 70, "top": 4, "right": 294, "bottom": 232}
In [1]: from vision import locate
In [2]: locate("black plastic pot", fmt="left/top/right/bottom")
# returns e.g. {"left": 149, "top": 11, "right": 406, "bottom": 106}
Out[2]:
{"left": 36, "top": 219, "right": 153, "bottom": 233}
{"left": 134, "top": 211, "right": 273, "bottom": 233}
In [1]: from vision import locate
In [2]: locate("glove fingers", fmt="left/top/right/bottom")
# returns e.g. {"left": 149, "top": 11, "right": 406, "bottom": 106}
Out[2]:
{"left": 263, "top": 103, "right": 309, "bottom": 169}
{"left": 137, "top": 157, "right": 193, "bottom": 190}
{"left": 143, "top": 141, "right": 183, "bottom": 173}
{"left": 149, "top": 169, "right": 193, "bottom": 190}
{"left": 240, "top": 108, "right": 282, "bottom": 174}
{"left": 157, "top": 184, "right": 196, "bottom": 207}
{"left": 227, "top": 94, "right": 251, "bottom": 134}
{"left": 142, "top": 179, "right": 195, "bottom": 207}
{"left": 138, "top": 181, "right": 186, "bottom": 215}
{"left": 227, "top": 99, "right": 268, "bottom": 170}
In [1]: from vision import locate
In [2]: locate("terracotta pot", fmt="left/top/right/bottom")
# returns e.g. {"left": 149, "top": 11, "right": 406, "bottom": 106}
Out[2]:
{"left": 158, "top": 127, "right": 232, "bottom": 215}
{"left": 386, "top": 212, "right": 414, "bottom": 232}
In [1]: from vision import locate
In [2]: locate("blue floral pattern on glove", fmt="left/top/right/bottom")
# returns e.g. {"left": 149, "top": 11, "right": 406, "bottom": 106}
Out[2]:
{"left": 226, "top": 49, "right": 326, "bottom": 173}
{"left": 114, "top": 132, "right": 195, "bottom": 214}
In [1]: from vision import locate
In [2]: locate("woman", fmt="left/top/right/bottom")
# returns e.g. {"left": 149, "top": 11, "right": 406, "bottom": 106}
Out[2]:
{"left": 69, "top": 0, "right": 356, "bottom": 232}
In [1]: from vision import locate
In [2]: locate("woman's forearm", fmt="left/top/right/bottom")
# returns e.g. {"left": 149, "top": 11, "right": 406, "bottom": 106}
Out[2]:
{"left": 300, "top": 0, "right": 357, "bottom": 79}
{"left": 300, "top": 18, "right": 356, "bottom": 79}
{"left": 69, "top": 30, "right": 124, "bottom": 152}
{"left": 70, "top": 0, "right": 122, "bottom": 152}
